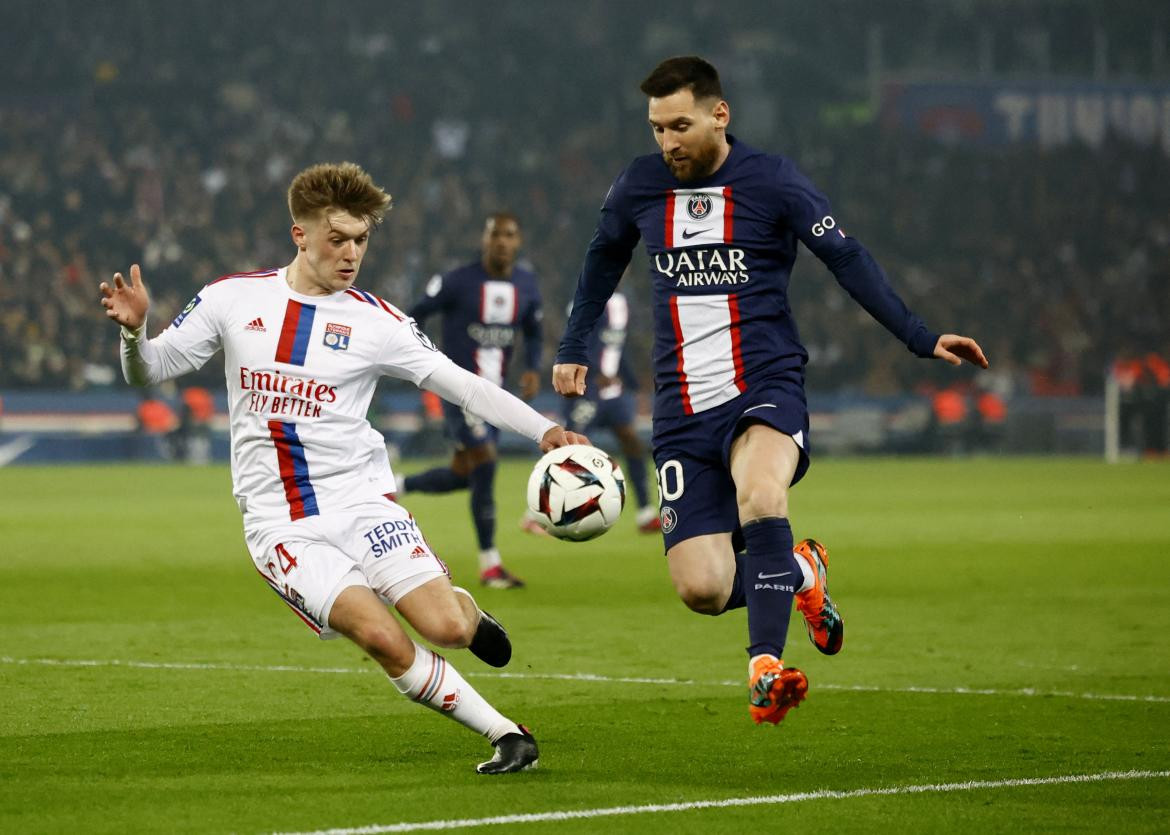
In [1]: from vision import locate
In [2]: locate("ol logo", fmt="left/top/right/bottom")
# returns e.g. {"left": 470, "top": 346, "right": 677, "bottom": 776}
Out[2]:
{"left": 323, "top": 322, "right": 351, "bottom": 351}
{"left": 660, "top": 505, "right": 678, "bottom": 534}
{"left": 685, "top": 194, "right": 711, "bottom": 221}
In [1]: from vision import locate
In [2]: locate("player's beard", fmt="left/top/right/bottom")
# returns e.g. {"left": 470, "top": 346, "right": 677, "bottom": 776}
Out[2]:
{"left": 664, "top": 136, "right": 722, "bottom": 182}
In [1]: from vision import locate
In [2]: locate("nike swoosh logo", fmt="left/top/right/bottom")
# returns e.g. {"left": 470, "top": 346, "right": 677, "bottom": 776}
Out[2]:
{"left": 680, "top": 228, "right": 710, "bottom": 239}
{"left": 757, "top": 571, "right": 792, "bottom": 580}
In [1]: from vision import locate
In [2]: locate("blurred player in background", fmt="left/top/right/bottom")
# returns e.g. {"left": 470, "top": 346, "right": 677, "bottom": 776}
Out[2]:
{"left": 554, "top": 57, "right": 988, "bottom": 724}
{"left": 400, "top": 213, "right": 543, "bottom": 589}
{"left": 523, "top": 290, "right": 660, "bottom": 536}
{"left": 101, "top": 162, "right": 588, "bottom": 773}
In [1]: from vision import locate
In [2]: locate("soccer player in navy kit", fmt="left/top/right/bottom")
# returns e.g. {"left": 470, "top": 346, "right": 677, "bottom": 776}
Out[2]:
{"left": 403, "top": 213, "right": 543, "bottom": 589}
{"left": 554, "top": 57, "right": 988, "bottom": 724}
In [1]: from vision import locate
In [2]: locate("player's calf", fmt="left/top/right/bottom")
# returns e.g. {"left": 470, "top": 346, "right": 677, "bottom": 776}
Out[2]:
{"left": 453, "top": 586, "right": 512, "bottom": 668}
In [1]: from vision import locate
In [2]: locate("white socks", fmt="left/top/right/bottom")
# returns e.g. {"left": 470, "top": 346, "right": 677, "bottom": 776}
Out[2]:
{"left": 478, "top": 547, "right": 502, "bottom": 572}
{"left": 390, "top": 640, "right": 518, "bottom": 743}
{"left": 793, "top": 549, "right": 816, "bottom": 594}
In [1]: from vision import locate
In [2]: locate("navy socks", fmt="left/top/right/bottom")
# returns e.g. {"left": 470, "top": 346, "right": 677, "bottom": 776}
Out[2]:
{"left": 468, "top": 459, "right": 497, "bottom": 551}
{"left": 742, "top": 517, "right": 800, "bottom": 659}
{"left": 404, "top": 467, "right": 469, "bottom": 494}
{"left": 720, "top": 550, "right": 747, "bottom": 613}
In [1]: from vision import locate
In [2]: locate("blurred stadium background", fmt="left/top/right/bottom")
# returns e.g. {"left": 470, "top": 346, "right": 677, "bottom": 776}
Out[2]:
{"left": 3, "top": 5, "right": 1169, "bottom": 832}
{"left": 1, "top": 0, "right": 1167, "bottom": 462}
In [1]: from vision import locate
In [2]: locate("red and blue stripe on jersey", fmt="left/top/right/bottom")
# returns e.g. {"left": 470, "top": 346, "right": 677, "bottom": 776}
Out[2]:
{"left": 268, "top": 419, "right": 319, "bottom": 520}
{"left": 346, "top": 287, "right": 404, "bottom": 319}
{"left": 275, "top": 300, "right": 317, "bottom": 366}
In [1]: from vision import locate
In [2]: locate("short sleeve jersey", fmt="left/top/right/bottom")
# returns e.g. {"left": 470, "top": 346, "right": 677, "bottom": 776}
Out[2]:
{"left": 148, "top": 268, "right": 445, "bottom": 521}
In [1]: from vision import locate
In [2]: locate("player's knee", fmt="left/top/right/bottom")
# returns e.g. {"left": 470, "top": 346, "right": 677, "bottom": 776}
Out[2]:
{"left": 674, "top": 576, "right": 727, "bottom": 616}
{"left": 427, "top": 613, "right": 478, "bottom": 648}
{"left": 736, "top": 482, "right": 789, "bottom": 521}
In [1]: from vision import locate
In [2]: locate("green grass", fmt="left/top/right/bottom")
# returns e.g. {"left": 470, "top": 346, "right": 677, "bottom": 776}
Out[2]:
{"left": 1, "top": 457, "right": 1168, "bottom": 833}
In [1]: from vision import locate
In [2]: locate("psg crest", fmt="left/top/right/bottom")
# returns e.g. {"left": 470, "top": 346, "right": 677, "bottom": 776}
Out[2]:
{"left": 686, "top": 193, "right": 712, "bottom": 220}
{"left": 323, "top": 322, "right": 351, "bottom": 351}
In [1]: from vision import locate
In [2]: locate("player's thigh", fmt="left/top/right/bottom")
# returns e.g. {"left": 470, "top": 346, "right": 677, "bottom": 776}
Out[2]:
{"left": 246, "top": 523, "right": 366, "bottom": 639}
{"left": 652, "top": 444, "right": 739, "bottom": 552}
{"left": 728, "top": 423, "right": 801, "bottom": 520}
{"left": 341, "top": 497, "right": 452, "bottom": 608}
{"left": 394, "top": 575, "right": 476, "bottom": 648}
{"left": 327, "top": 584, "right": 415, "bottom": 667}
{"left": 666, "top": 531, "right": 736, "bottom": 607}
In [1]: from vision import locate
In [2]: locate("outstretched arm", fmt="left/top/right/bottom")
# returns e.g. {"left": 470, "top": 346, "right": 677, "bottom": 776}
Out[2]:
{"left": 100, "top": 264, "right": 222, "bottom": 386}
{"left": 421, "top": 360, "right": 589, "bottom": 451}
{"left": 778, "top": 159, "right": 987, "bottom": 368}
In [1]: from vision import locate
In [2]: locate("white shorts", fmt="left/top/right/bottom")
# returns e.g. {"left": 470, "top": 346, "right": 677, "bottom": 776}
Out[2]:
{"left": 244, "top": 496, "right": 449, "bottom": 639}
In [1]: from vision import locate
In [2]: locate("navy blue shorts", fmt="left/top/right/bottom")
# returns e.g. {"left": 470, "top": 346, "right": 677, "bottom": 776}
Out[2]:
{"left": 651, "top": 379, "right": 810, "bottom": 552}
{"left": 563, "top": 392, "right": 636, "bottom": 434}
{"left": 442, "top": 399, "right": 499, "bottom": 450}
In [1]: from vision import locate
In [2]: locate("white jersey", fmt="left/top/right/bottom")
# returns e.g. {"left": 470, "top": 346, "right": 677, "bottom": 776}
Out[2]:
{"left": 121, "top": 267, "right": 555, "bottom": 522}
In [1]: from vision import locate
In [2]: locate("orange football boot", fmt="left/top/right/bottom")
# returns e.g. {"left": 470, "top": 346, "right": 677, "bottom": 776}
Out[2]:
{"left": 793, "top": 538, "right": 844, "bottom": 655}
{"left": 748, "top": 655, "right": 808, "bottom": 725}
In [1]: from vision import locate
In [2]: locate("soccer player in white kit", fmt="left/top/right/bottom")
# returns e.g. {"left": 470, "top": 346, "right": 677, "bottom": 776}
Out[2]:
{"left": 99, "top": 162, "right": 587, "bottom": 774}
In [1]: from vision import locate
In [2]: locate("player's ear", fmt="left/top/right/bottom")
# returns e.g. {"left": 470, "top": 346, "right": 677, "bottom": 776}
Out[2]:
{"left": 713, "top": 100, "right": 730, "bottom": 129}
{"left": 291, "top": 222, "right": 307, "bottom": 251}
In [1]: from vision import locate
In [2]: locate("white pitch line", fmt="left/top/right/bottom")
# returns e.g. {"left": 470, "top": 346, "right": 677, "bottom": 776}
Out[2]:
{"left": 2, "top": 656, "right": 1168, "bottom": 704}
{"left": 275, "top": 770, "right": 1170, "bottom": 835}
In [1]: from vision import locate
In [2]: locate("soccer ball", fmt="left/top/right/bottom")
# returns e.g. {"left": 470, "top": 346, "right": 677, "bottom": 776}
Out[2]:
{"left": 526, "top": 444, "right": 625, "bottom": 541}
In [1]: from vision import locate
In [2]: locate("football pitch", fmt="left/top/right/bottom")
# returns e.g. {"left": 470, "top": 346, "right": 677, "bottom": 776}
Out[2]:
{"left": 1, "top": 457, "right": 1168, "bottom": 833}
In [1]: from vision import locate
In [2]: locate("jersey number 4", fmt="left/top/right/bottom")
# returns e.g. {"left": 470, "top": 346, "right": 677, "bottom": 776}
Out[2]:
{"left": 274, "top": 543, "right": 299, "bottom": 575}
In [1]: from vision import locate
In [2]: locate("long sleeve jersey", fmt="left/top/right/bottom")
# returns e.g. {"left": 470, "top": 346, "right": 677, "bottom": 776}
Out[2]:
{"left": 556, "top": 136, "right": 939, "bottom": 418}
{"left": 122, "top": 267, "right": 554, "bottom": 521}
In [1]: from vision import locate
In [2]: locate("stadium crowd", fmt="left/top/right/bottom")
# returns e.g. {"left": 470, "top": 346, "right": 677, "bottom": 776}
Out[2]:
{"left": 1, "top": 2, "right": 1166, "bottom": 399}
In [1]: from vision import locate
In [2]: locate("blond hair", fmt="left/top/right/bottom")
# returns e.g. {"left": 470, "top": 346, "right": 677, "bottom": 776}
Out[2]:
{"left": 287, "top": 162, "right": 392, "bottom": 226}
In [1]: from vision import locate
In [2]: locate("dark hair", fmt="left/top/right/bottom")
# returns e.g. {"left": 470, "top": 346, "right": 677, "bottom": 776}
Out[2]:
{"left": 639, "top": 56, "right": 723, "bottom": 101}
{"left": 288, "top": 162, "right": 392, "bottom": 226}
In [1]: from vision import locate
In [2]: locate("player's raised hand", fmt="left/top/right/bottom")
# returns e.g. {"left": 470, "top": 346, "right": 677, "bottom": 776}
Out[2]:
{"left": 539, "top": 425, "right": 591, "bottom": 452}
{"left": 934, "top": 334, "right": 989, "bottom": 369}
{"left": 552, "top": 363, "right": 589, "bottom": 397}
{"left": 99, "top": 264, "right": 151, "bottom": 330}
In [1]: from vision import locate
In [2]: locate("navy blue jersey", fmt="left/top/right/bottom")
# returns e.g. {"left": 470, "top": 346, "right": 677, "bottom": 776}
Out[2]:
{"left": 556, "top": 136, "right": 939, "bottom": 419}
{"left": 411, "top": 261, "right": 543, "bottom": 386}
{"left": 573, "top": 291, "right": 639, "bottom": 401}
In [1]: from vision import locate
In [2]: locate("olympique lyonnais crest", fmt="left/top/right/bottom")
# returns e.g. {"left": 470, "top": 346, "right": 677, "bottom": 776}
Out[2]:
{"left": 323, "top": 322, "right": 351, "bottom": 351}
{"left": 686, "top": 193, "right": 712, "bottom": 220}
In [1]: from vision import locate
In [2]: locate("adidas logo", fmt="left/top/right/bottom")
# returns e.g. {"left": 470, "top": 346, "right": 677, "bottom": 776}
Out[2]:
{"left": 409, "top": 545, "right": 428, "bottom": 559}
{"left": 245, "top": 317, "right": 266, "bottom": 332}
